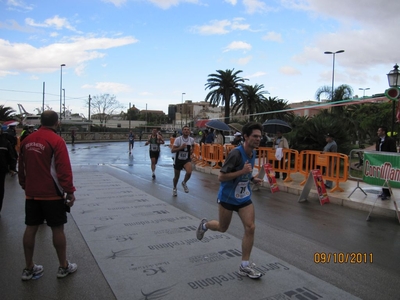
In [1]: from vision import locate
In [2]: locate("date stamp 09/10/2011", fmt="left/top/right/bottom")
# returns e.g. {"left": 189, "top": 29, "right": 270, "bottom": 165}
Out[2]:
{"left": 314, "top": 252, "right": 373, "bottom": 264}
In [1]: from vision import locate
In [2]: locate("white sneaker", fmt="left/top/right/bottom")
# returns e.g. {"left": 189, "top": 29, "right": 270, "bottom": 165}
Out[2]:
{"left": 239, "top": 263, "right": 262, "bottom": 279}
{"left": 196, "top": 218, "right": 208, "bottom": 240}
{"left": 57, "top": 261, "right": 78, "bottom": 278}
{"left": 172, "top": 188, "right": 177, "bottom": 196}
{"left": 182, "top": 181, "right": 189, "bottom": 193}
{"left": 21, "top": 264, "right": 44, "bottom": 281}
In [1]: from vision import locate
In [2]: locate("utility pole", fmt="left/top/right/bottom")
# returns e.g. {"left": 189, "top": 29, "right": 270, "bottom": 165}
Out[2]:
{"left": 88, "top": 94, "right": 91, "bottom": 132}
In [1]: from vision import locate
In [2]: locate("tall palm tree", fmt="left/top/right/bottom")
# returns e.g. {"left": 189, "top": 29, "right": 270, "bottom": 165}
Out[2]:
{"left": 0, "top": 105, "right": 16, "bottom": 121}
{"left": 262, "top": 96, "right": 294, "bottom": 122}
{"left": 205, "top": 69, "right": 247, "bottom": 124}
{"left": 315, "top": 84, "right": 354, "bottom": 114}
{"left": 232, "top": 84, "right": 268, "bottom": 122}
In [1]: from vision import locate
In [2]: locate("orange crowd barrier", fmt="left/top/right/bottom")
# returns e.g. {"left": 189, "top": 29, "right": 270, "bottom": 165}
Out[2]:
{"left": 192, "top": 143, "right": 201, "bottom": 163}
{"left": 197, "top": 144, "right": 224, "bottom": 169}
{"left": 256, "top": 147, "right": 299, "bottom": 182}
{"left": 169, "top": 137, "right": 175, "bottom": 148}
{"left": 298, "top": 150, "right": 349, "bottom": 192}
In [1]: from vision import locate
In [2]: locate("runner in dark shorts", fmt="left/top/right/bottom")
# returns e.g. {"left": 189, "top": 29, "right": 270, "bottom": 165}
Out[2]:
{"left": 145, "top": 128, "right": 164, "bottom": 179}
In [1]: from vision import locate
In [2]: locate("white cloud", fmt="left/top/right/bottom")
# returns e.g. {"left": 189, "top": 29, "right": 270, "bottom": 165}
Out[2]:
{"left": 223, "top": 41, "right": 252, "bottom": 52}
{"left": 82, "top": 82, "right": 132, "bottom": 93}
{"left": 140, "top": 91, "right": 153, "bottom": 96}
{"left": 101, "top": 0, "right": 127, "bottom": 7}
{"left": 243, "top": 0, "right": 273, "bottom": 14}
{"left": 0, "top": 36, "right": 138, "bottom": 75}
{"left": 245, "top": 71, "right": 267, "bottom": 79}
{"left": 192, "top": 18, "right": 250, "bottom": 35}
{"left": 25, "top": 15, "right": 80, "bottom": 33}
{"left": 262, "top": 31, "right": 283, "bottom": 43}
{"left": 236, "top": 56, "right": 252, "bottom": 65}
{"left": 225, "top": 0, "right": 237, "bottom": 5}
{"left": 75, "top": 64, "right": 86, "bottom": 76}
{"left": 280, "top": 66, "right": 301, "bottom": 75}
{"left": 6, "top": 0, "right": 33, "bottom": 11}
{"left": 147, "top": 0, "right": 200, "bottom": 9}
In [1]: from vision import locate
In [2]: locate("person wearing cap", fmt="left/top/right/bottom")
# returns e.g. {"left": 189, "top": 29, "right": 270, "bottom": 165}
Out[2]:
{"left": 322, "top": 133, "right": 337, "bottom": 189}
{"left": 231, "top": 132, "right": 242, "bottom": 146}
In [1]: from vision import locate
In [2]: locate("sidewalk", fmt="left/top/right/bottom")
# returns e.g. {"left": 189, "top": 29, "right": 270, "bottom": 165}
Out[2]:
{"left": 194, "top": 164, "right": 400, "bottom": 220}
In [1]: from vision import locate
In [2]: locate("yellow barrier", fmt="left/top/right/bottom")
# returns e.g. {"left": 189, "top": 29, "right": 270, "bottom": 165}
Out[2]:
{"left": 169, "top": 137, "right": 175, "bottom": 148}
{"left": 199, "top": 144, "right": 224, "bottom": 169}
{"left": 192, "top": 143, "right": 201, "bottom": 163}
{"left": 256, "top": 147, "right": 299, "bottom": 182}
{"left": 298, "top": 150, "right": 349, "bottom": 192}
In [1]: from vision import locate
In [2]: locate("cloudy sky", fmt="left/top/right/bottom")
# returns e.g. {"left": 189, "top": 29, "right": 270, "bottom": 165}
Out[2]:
{"left": 1, "top": 0, "right": 399, "bottom": 118}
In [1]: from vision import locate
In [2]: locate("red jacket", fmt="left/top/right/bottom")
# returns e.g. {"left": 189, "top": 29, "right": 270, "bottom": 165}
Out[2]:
{"left": 18, "top": 127, "right": 76, "bottom": 200}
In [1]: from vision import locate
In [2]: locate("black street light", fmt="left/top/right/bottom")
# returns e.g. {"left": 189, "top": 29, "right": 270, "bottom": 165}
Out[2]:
{"left": 324, "top": 50, "right": 345, "bottom": 100}
{"left": 387, "top": 64, "right": 400, "bottom": 136}
{"left": 59, "top": 63, "right": 66, "bottom": 135}
{"left": 359, "top": 87, "right": 370, "bottom": 98}
{"left": 181, "top": 92, "right": 185, "bottom": 126}
{"left": 63, "top": 88, "right": 66, "bottom": 119}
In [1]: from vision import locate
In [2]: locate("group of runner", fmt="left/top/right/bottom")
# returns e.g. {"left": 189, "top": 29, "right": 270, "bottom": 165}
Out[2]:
{"left": 140, "top": 123, "right": 264, "bottom": 279}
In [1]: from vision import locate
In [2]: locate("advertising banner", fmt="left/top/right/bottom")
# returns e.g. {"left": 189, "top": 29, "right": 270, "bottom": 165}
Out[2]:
{"left": 312, "top": 169, "right": 330, "bottom": 205}
{"left": 264, "top": 163, "right": 279, "bottom": 193}
{"left": 363, "top": 151, "right": 400, "bottom": 188}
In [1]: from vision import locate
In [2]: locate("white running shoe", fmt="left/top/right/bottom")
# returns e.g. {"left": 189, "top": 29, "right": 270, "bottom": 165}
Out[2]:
{"left": 182, "top": 181, "right": 189, "bottom": 193}
{"left": 239, "top": 263, "right": 262, "bottom": 279}
{"left": 172, "top": 188, "right": 177, "bottom": 196}
{"left": 196, "top": 218, "right": 208, "bottom": 240}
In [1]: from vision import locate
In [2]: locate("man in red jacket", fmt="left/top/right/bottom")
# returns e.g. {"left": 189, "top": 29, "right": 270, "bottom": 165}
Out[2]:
{"left": 18, "top": 110, "right": 77, "bottom": 280}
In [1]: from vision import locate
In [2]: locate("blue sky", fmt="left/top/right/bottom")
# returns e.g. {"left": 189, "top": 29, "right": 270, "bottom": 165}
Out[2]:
{"left": 1, "top": 0, "right": 399, "bottom": 118}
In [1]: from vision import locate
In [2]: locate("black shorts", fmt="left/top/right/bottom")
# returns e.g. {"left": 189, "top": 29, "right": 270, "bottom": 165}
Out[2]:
{"left": 149, "top": 151, "right": 160, "bottom": 160}
{"left": 217, "top": 199, "right": 252, "bottom": 212}
{"left": 174, "top": 159, "right": 191, "bottom": 171}
{"left": 25, "top": 199, "right": 67, "bottom": 227}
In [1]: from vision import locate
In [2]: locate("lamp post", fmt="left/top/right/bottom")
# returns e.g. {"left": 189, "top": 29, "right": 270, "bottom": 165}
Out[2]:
{"left": 387, "top": 64, "right": 400, "bottom": 136}
{"left": 324, "top": 50, "right": 345, "bottom": 100}
{"left": 59, "top": 63, "right": 66, "bottom": 135}
{"left": 359, "top": 87, "right": 370, "bottom": 98}
{"left": 63, "top": 88, "right": 66, "bottom": 119}
{"left": 181, "top": 92, "right": 185, "bottom": 126}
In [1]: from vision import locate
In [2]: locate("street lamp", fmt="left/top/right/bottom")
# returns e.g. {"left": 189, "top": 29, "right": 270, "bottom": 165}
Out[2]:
{"left": 63, "top": 88, "right": 66, "bottom": 119}
{"left": 59, "top": 63, "right": 66, "bottom": 134}
{"left": 324, "top": 50, "right": 345, "bottom": 100}
{"left": 359, "top": 87, "right": 370, "bottom": 98}
{"left": 181, "top": 92, "right": 186, "bottom": 126}
{"left": 387, "top": 64, "right": 400, "bottom": 136}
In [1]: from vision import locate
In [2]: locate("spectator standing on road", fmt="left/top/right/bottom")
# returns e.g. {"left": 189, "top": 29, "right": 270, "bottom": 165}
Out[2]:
{"left": 145, "top": 128, "right": 164, "bottom": 179}
{"left": 231, "top": 132, "right": 242, "bottom": 146}
{"left": 128, "top": 130, "right": 135, "bottom": 154}
{"left": 215, "top": 130, "right": 224, "bottom": 145}
{"left": 196, "top": 122, "right": 264, "bottom": 279}
{"left": 171, "top": 125, "right": 195, "bottom": 196}
{"left": 205, "top": 128, "right": 215, "bottom": 144}
{"left": 71, "top": 129, "right": 76, "bottom": 145}
{"left": 18, "top": 111, "right": 77, "bottom": 280}
{"left": 376, "top": 126, "right": 397, "bottom": 200}
{"left": 273, "top": 131, "right": 289, "bottom": 180}
{"left": 0, "top": 127, "right": 17, "bottom": 216}
{"left": 5, "top": 125, "right": 18, "bottom": 176}
{"left": 322, "top": 133, "right": 337, "bottom": 189}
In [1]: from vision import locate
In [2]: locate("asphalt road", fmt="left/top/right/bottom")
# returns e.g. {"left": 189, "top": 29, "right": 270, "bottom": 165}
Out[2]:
{"left": 67, "top": 141, "right": 400, "bottom": 299}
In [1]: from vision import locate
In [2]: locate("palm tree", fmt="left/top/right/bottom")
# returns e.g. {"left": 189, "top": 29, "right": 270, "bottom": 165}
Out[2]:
{"left": 0, "top": 105, "right": 16, "bottom": 121}
{"left": 315, "top": 84, "right": 354, "bottom": 114}
{"left": 205, "top": 69, "right": 247, "bottom": 124}
{"left": 232, "top": 84, "right": 268, "bottom": 122}
{"left": 262, "top": 96, "right": 294, "bottom": 122}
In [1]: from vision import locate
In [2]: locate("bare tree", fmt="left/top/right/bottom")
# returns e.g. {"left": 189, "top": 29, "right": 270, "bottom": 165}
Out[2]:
{"left": 87, "top": 94, "right": 124, "bottom": 126}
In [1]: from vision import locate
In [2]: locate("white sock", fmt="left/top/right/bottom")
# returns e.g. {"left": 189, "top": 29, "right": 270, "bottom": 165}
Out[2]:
{"left": 202, "top": 223, "right": 207, "bottom": 231}
{"left": 241, "top": 261, "right": 249, "bottom": 267}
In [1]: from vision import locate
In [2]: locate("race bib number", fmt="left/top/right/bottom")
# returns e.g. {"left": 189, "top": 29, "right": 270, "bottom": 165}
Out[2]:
{"left": 235, "top": 181, "right": 250, "bottom": 199}
{"left": 178, "top": 151, "right": 188, "bottom": 160}
{"left": 150, "top": 144, "right": 158, "bottom": 151}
